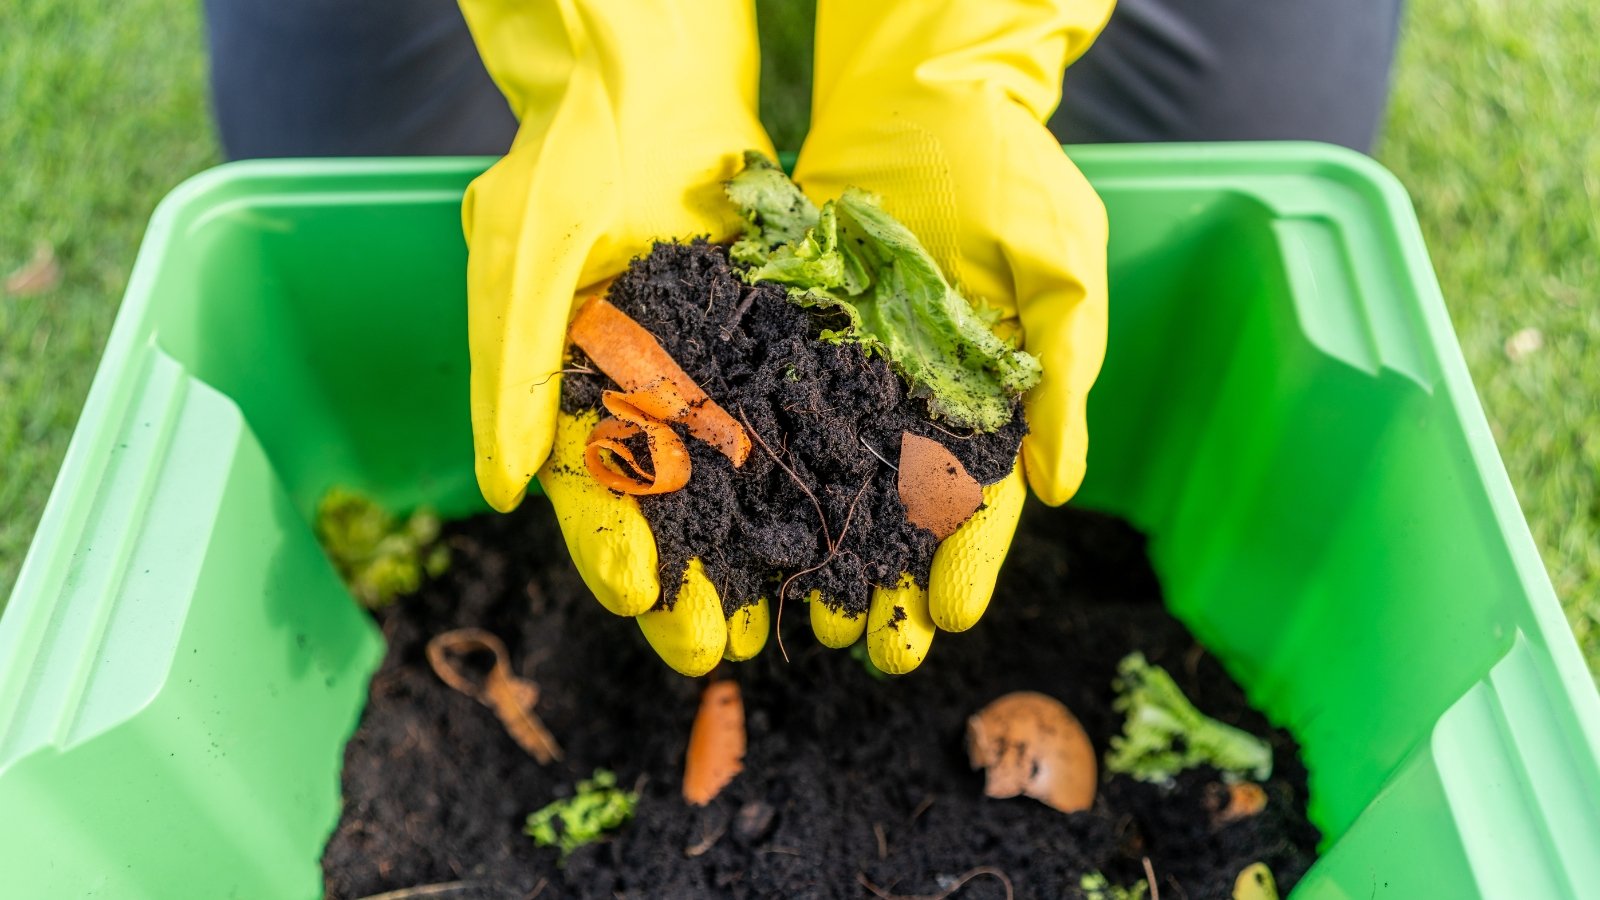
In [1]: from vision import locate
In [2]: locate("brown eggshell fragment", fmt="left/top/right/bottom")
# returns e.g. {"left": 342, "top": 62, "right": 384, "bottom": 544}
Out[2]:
{"left": 897, "top": 432, "right": 983, "bottom": 540}
{"left": 966, "top": 691, "right": 1096, "bottom": 814}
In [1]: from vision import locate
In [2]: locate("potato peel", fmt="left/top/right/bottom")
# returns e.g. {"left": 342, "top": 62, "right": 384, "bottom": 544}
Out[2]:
{"left": 967, "top": 691, "right": 1095, "bottom": 813}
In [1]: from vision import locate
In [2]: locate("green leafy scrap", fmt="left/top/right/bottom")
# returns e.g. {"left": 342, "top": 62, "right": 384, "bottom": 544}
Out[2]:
{"left": 1080, "top": 872, "right": 1149, "bottom": 900}
{"left": 314, "top": 486, "right": 450, "bottom": 609}
{"left": 1105, "top": 653, "right": 1273, "bottom": 785}
{"left": 726, "top": 151, "right": 1041, "bottom": 433}
{"left": 524, "top": 769, "right": 639, "bottom": 859}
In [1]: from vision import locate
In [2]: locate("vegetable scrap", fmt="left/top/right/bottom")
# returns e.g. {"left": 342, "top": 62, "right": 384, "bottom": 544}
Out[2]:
{"left": 426, "top": 628, "right": 561, "bottom": 764}
{"left": 1080, "top": 871, "right": 1149, "bottom": 900}
{"left": 1105, "top": 653, "right": 1273, "bottom": 784}
{"left": 568, "top": 294, "right": 750, "bottom": 487}
{"left": 1213, "top": 780, "right": 1269, "bottom": 826}
{"left": 584, "top": 388, "right": 692, "bottom": 495}
{"left": 897, "top": 431, "right": 984, "bottom": 539}
{"left": 1233, "top": 863, "right": 1279, "bottom": 900}
{"left": 727, "top": 151, "right": 1040, "bottom": 433}
{"left": 315, "top": 486, "right": 450, "bottom": 609}
{"left": 966, "top": 691, "right": 1096, "bottom": 814}
{"left": 681, "top": 680, "right": 746, "bottom": 806}
{"left": 524, "top": 769, "right": 638, "bottom": 859}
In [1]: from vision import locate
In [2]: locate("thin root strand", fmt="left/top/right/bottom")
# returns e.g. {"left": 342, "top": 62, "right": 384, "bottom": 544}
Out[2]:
{"left": 354, "top": 881, "right": 480, "bottom": 900}
{"left": 857, "top": 866, "right": 1015, "bottom": 900}
{"left": 1143, "top": 857, "right": 1161, "bottom": 900}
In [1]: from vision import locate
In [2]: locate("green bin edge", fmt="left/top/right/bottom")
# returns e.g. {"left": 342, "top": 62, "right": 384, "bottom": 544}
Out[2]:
{"left": 0, "top": 144, "right": 1594, "bottom": 898}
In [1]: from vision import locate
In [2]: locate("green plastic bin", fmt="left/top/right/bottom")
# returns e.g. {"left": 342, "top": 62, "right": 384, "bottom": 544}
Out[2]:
{"left": 2, "top": 145, "right": 1597, "bottom": 898}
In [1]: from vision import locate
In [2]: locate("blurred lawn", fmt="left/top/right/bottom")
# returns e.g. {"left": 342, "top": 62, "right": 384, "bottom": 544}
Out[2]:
{"left": 1378, "top": 0, "right": 1600, "bottom": 666}
{"left": 2, "top": 0, "right": 1596, "bottom": 672}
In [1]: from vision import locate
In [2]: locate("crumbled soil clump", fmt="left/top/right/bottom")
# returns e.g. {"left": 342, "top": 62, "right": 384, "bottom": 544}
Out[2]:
{"left": 560, "top": 240, "right": 1026, "bottom": 616}
{"left": 322, "top": 501, "right": 1320, "bottom": 900}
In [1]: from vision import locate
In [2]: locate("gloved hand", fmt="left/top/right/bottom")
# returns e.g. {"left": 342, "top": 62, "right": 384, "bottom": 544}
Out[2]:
{"left": 459, "top": 0, "right": 776, "bottom": 675}
{"left": 794, "top": 0, "right": 1114, "bottom": 674}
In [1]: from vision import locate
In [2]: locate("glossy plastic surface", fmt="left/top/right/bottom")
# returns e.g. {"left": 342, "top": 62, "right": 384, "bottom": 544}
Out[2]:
{"left": 2, "top": 146, "right": 1596, "bottom": 898}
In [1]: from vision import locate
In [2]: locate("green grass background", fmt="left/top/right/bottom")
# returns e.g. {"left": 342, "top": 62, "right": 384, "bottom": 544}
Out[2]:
{"left": 2, "top": 0, "right": 1596, "bottom": 671}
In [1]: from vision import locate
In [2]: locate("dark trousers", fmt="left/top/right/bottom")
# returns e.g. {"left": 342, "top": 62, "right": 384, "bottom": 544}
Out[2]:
{"left": 205, "top": 0, "right": 1402, "bottom": 160}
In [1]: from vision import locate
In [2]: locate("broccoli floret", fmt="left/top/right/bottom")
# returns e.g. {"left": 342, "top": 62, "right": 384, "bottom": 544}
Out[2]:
{"left": 1105, "top": 653, "right": 1272, "bottom": 784}
{"left": 524, "top": 769, "right": 639, "bottom": 859}
{"left": 314, "top": 486, "right": 449, "bottom": 609}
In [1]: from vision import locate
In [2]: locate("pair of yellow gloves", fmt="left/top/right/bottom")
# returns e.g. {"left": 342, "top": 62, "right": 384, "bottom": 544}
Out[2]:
{"left": 461, "top": 0, "right": 1112, "bottom": 677}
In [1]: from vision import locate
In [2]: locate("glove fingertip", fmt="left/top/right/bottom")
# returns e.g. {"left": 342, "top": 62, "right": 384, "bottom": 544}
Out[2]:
{"left": 1021, "top": 433, "right": 1086, "bottom": 507}
{"left": 930, "top": 466, "right": 1026, "bottom": 630}
{"left": 724, "top": 597, "right": 770, "bottom": 662}
{"left": 866, "top": 575, "right": 935, "bottom": 675}
{"left": 808, "top": 589, "right": 867, "bottom": 649}
{"left": 638, "top": 560, "right": 727, "bottom": 676}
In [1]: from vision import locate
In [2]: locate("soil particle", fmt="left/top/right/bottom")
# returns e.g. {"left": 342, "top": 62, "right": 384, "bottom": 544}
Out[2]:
{"left": 561, "top": 240, "right": 1026, "bottom": 617}
{"left": 322, "top": 501, "right": 1319, "bottom": 900}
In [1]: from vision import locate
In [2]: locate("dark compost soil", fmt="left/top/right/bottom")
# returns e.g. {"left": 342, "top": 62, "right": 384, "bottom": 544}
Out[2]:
{"left": 560, "top": 240, "right": 1026, "bottom": 617}
{"left": 322, "top": 501, "right": 1320, "bottom": 900}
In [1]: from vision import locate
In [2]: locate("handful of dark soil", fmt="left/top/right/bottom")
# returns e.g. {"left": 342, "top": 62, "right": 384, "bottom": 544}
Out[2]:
{"left": 561, "top": 240, "right": 1026, "bottom": 617}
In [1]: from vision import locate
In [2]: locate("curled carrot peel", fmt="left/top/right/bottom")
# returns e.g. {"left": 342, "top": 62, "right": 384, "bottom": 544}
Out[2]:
{"left": 426, "top": 628, "right": 562, "bottom": 765}
{"left": 585, "top": 389, "right": 692, "bottom": 495}
{"left": 683, "top": 680, "right": 746, "bottom": 806}
{"left": 569, "top": 296, "right": 751, "bottom": 466}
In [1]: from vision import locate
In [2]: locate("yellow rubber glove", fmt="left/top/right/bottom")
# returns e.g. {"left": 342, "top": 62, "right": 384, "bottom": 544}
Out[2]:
{"left": 796, "top": 0, "right": 1113, "bottom": 674}
{"left": 537, "top": 410, "right": 770, "bottom": 676}
{"left": 459, "top": 0, "right": 775, "bottom": 675}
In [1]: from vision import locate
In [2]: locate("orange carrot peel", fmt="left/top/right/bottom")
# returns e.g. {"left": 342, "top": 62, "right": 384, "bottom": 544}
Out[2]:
{"left": 584, "top": 388, "right": 693, "bottom": 495}
{"left": 568, "top": 296, "right": 751, "bottom": 492}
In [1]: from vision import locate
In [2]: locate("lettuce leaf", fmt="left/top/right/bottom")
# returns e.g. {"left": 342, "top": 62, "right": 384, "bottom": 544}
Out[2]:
{"left": 726, "top": 152, "right": 1040, "bottom": 432}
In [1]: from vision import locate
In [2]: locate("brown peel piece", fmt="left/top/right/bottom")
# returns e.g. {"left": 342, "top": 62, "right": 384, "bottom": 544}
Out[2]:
{"left": 569, "top": 296, "right": 750, "bottom": 466}
{"left": 966, "top": 691, "right": 1095, "bottom": 813}
{"left": 897, "top": 432, "right": 983, "bottom": 540}
{"left": 1214, "top": 781, "right": 1268, "bottom": 825}
{"left": 426, "top": 628, "right": 562, "bottom": 764}
{"left": 683, "top": 680, "right": 746, "bottom": 806}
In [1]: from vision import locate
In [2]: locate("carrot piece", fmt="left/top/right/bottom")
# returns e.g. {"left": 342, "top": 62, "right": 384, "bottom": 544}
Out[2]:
{"left": 584, "top": 390, "right": 692, "bottom": 495}
{"left": 683, "top": 680, "right": 746, "bottom": 806}
{"left": 569, "top": 296, "right": 751, "bottom": 466}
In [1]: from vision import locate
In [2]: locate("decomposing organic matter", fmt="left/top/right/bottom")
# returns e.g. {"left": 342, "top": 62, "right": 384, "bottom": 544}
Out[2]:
{"left": 967, "top": 691, "right": 1096, "bottom": 814}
